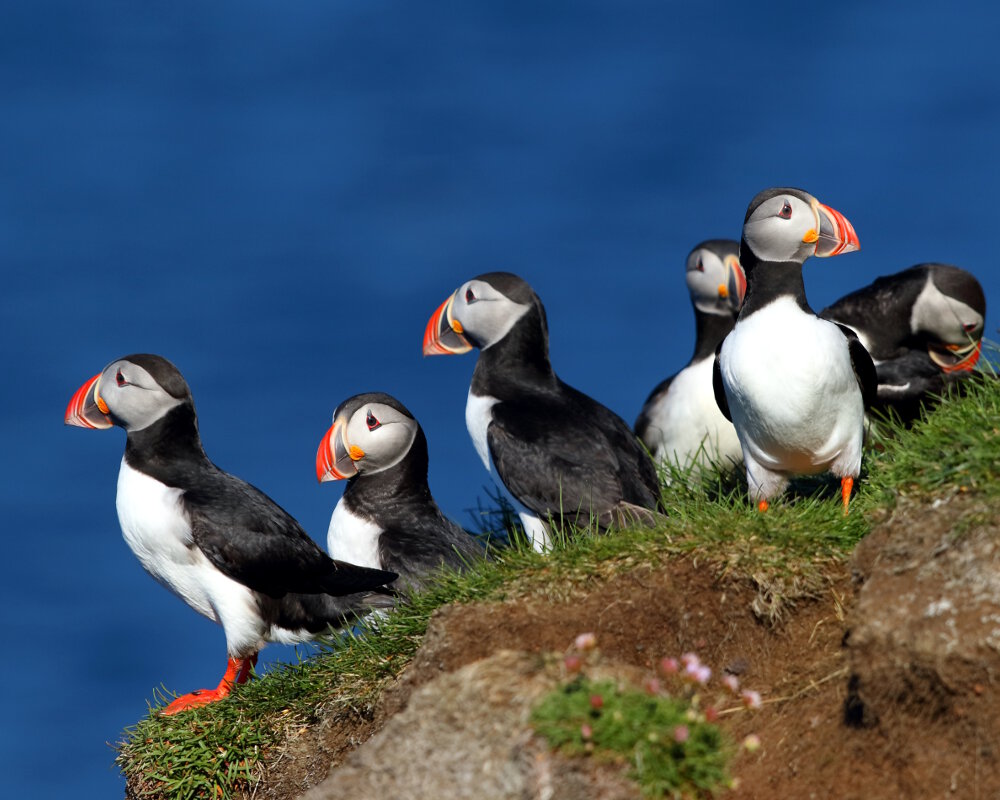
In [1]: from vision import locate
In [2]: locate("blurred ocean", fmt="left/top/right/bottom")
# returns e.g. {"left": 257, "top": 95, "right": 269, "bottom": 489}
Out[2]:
{"left": 1, "top": 2, "right": 998, "bottom": 797}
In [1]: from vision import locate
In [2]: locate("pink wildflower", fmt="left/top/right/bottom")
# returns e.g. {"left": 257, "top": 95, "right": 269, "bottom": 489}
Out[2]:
{"left": 741, "top": 689, "right": 762, "bottom": 710}
{"left": 673, "top": 724, "right": 690, "bottom": 743}
{"left": 574, "top": 632, "right": 597, "bottom": 651}
{"left": 722, "top": 674, "right": 740, "bottom": 694}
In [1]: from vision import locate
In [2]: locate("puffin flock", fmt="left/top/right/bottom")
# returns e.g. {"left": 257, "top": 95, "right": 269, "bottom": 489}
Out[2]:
{"left": 65, "top": 186, "right": 987, "bottom": 713}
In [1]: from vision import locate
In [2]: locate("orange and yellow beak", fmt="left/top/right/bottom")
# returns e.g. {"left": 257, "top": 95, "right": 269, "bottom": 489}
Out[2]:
{"left": 423, "top": 292, "right": 473, "bottom": 356}
{"left": 65, "top": 373, "right": 113, "bottom": 429}
{"left": 316, "top": 417, "right": 365, "bottom": 482}
{"left": 928, "top": 339, "right": 982, "bottom": 373}
{"left": 809, "top": 201, "right": 860, "bottom": 258}
{"left": 722, "top": 255, "right": 747, "bottom": 311}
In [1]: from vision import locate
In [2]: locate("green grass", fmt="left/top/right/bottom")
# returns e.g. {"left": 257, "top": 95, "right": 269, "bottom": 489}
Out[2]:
{"left": 531, "top": 677, "right": 730, "bottom": 798}
{"left": 117, "top": 373, "right": 1000, "bottom": 799}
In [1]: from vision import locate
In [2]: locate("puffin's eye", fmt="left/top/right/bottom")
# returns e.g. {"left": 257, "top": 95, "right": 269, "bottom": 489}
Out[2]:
{"left": 778, "top": 201, "right": 793, "bottom": 220}
{"left": 963, "top": 322, "right": 977, "bottom": 332}
{"left": 116, "top": 369, "right": 127, "bottom": 387}
{"left": 465, "top": 287, "right": 476, "bottom": 303}
{"left": 696, "top": 259, "right": 704, "bottom": 272}
{"left": 366, "top": 410, "right": 381, "bottom": 431}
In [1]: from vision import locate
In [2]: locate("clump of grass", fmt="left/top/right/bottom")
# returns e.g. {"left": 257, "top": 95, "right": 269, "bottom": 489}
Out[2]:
{"left": 532, "top": 677, "right": 729, "bottom": 798}
{"left": 531, "top": 636, "right": 760, "bottom": 798}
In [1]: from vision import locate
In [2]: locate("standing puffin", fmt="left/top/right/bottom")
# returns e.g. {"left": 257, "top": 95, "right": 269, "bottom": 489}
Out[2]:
{"left": 713, "top": 188, "right": 877, "bottom": 513}
{"left": 635, "top": 239, "right": 746, "bottom": 478}
{"left": 821, "top": 263, "right": 986, "bottom": 421}
{"left": 316, "top": 392, "right": 485, "bottom": 594}
{"left": 423, "top": 272, "right": 662, "bottom": 551}
{"left": 65, "top": 354, "right": 397, "bottom": 714}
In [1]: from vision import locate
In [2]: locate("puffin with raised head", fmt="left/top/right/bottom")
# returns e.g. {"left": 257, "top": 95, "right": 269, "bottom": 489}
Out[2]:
{"left": 65, "top": 354, "right": 397, "bottom": 714}
{"left": 635, "top": 239, "right": 746, "bottom": 478}
{"left": 821, "top": 263, "right": 986, "bottom": 421}
{"left": 316, "top": 392, "right": 485, "bottom": 594}
{"left": 713, "top": 188, "right": 877, "bottom": 513}
{"left": 423, "top": 272, "right": 662, "bottom": 551}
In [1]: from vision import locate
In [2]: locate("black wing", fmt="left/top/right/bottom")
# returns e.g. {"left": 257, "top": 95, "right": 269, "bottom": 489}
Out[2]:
{"left": 186, "top": 469, "right": 396, "bottom": 598}
{"left": 377, "top": 513, "right": 485, "bottom": 594}
{"left": 487, "top": 386, "right": 660, "bottom": 526}
{"left": 834, "top": 323, "right": 878, "bottom": 409}
{"left": 712, "top": 342, "right": 731, "bottom": 422}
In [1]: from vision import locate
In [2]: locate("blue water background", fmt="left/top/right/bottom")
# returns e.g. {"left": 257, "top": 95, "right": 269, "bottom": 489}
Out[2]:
{"left": 2, "top": 2, "right": 999, "bottom": 797}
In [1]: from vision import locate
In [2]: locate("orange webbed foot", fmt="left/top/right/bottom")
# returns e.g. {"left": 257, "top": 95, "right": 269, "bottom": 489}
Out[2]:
{"left": 159, "top": 654, "right": 257, "bottom": 716}
{"left": 757, "top": 499, "right": 769, "bottom": 512}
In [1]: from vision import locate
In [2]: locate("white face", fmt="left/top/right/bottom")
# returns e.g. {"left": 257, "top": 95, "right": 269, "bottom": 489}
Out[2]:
{"left": 342, "top": 402, "right": 418, "bottom": 475}
{"left": 742, "top": 193, "right": 820, "bottom": 264}
{"left": 911, "top": 278, "right": 984, "bottom": 343}
{"left": 449, "top": 278, "right": 532, "bottom": 350}
{"left": 97, "top": 360, "right": 184, "bottom": 432}
{"left": 686, "top": 247, "right": 743, "bottom": 315}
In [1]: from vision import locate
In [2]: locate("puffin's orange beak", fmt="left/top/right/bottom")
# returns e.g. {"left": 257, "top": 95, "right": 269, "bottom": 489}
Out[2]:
{"left": 726, "top": 255, "right": 747, "bottom": 311}
{"left": 812, "top": 202, "right": 860, "bottom": 257}
{"left": 317, "top": 417, "right": 361, "bottom": 482}
{"left": 65, "top": 374, "right": 113, "bottom": 429}
{"left": 423, "top": 292, "right": 473, "bottom": 356}
{"left": 929, "top": 339, "right": 982, "bottom": 373}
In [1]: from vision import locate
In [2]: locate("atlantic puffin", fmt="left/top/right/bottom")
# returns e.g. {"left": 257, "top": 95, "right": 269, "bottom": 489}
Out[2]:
{"left": 316, "top": 392, "right": 485, "bottom": 593}
{"left": 65, "top": 354, "right": 397, "bottom": 714}
{"left": 423, "top": 272, "right": 662, "bottom": 551}
{"left": 713, "top": 188, "right": 877, "bottom": 513}
{"left": 635, "top": 239, "right": 746, "bottom": 478}
{"left": 821, "top": 263, "right": 986, "bottom": 421}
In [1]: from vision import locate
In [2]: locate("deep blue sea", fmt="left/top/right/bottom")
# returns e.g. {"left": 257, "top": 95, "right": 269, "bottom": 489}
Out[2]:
{"left": 2, "top": 2, "right": 998, "bottom": 797}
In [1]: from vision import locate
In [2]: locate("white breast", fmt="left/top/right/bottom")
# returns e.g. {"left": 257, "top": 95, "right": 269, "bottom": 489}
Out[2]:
{"left": 326, "top": 500, "right": 384, "bottom": 569}
{"left": 720, "top": 297, "right": 864, "bottom": 475}
{"left": 465, "top": 390, "right": 498, "bottom": 472}
{"left": 644, "top": 356, "right": 742, "bottom": 475}
{"left": 464, "top": 389, "right": 551, "bottom": 552}
{"left": 115, "top": 459, "right": 263, "bottom": 655}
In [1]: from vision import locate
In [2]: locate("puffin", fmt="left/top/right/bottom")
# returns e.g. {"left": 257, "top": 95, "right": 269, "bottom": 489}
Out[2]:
{"left": 820, "top": 263, "right": 986, "bottom": 421}
{"left": 423, "top": 272, "right": 662, "bottom": 551}
{"left": 316, "top": 392, "right": 485, "bottom": 594}
{"left": 65, "top": 354, "right": 398, "bottom": 714}
{"left": 635, "top": 239, "right": 747, "bottom": 478}
{"left": 713, "top": 188, "right": 877, "bottom": 513}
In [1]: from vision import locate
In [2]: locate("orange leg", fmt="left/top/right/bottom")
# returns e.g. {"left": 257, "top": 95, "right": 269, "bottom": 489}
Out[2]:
{"left": 841, "top": 476, "right": 854, "bottom": 515}
{"left": 161, "top": 654, "right": 258, "bottom": 716}
{"left": 757, "top": 499, "right": 769, "bottom": 512}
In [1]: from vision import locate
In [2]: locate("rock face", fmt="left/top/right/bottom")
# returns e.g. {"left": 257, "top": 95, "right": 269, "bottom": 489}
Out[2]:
{"left": 300, "top": 650, "right": 638, "bottom": 800}
{"left": 845, "top": 493, "right": 1000, "bottom": 796}
{"left": 293, "top": 494, "right": 1000, "bottom": 800}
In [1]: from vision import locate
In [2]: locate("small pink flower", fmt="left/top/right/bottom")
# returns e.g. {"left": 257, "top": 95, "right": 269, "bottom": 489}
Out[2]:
{"left": 564, "top": 654, "right": 583, "bottom": 674}
{"left": 589, "top": 694, "right": 604, "bottom": 710}
{"left": 722, "top": 674, "right": 740, "bottom": 694}
{"left": 581, "top": 723, "right": 593, "bottom": 740}
{"left": 685, "top": 663, "right": 711, "bottom": 685}
{"left": 704, "top": 706, "right": 719, "bottom": 723}
{"left": 644, "top": 677, "right": 661, "bottom": 695}
{"left": 673, "top": 724, "right": 690, "bottom": 743}
{"left": 742, "top": 733, "right": 761, "bottom": 752}
{"left": 680, "top": 652, "right": 700, "bottom": 669}
{"left": 574, "top": 632, "right": 597, "bottom": 651}
{"left": 741, "top": 690, "right": 762, "bottom": 710}
{"left": 659, "top": 657, "right": 679, "bottom": 675}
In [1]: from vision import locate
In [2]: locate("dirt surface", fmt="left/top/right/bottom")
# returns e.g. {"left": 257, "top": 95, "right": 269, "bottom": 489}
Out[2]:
{"left": 204, "top": 492, "right": 1000, "bottom": 799}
